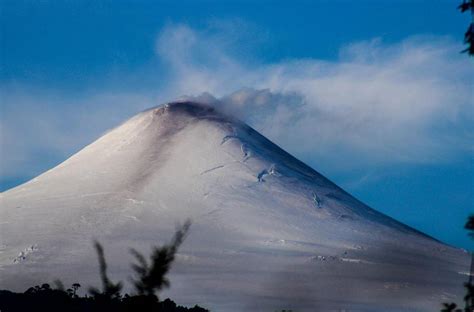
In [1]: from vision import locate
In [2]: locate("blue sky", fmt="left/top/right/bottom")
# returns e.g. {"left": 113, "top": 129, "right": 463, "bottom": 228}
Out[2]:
{"left": 1, "top": 0, "right": 473, "bottom": 250}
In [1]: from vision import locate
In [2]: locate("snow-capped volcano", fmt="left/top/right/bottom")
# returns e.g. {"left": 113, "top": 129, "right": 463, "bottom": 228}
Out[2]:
{"left": 0, "top": 102, "right": 469, "bottom": 311}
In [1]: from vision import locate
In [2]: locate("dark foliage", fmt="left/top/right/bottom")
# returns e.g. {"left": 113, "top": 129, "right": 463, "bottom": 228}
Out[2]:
{"left": 130, "top": 220, "right": 191, "bottom": 298}
{"left": 465, "top": 215, "right": 474, "bottom": 238}
{"left": 440, "top": 215, "right": 474, "bottom": 311}
{"left": 0, "top": 286, "right": 207, "bottom": 312}
{"left": 88, "top": 241, "right": 123, "bottom": 299}
{"left": 441, "top": 302, "right": 462, "bottom": 312}
{"left": 458, "top": 0, "right": 474, "bottom": 55}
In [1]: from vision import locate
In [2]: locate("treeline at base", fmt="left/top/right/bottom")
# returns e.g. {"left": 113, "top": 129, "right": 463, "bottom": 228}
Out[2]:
{"left": 0, "top": 221, "right": 207, "bottom": 312}
{"left": 0, "top": 284, "right": 208, "bottom": 312}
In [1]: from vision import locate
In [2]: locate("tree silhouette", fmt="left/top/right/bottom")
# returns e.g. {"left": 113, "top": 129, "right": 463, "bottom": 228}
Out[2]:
{"left": 71, "top": 283, "right": 81, "bottom": 297}
{"left": 441, "top": 215, "right": 474, "bottom": 311}
{"left": 130, "top": 220, "right": 191, "bottom": 298}
{"left": 88, "top": 241, "right": 123, "bottom": 300}
{"left": 441, "top": 302, "right": 462, "bottom": 312}
{"left": 458, "top": 0, "right": 474, "bottom": 55}
{"left": 465, "top": 215, "right": 474, "bottom": 238}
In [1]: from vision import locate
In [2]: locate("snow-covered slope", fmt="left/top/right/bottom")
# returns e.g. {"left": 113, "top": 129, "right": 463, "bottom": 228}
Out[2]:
{"left": 0, "top": 102, "right": 469, "bottom": 311}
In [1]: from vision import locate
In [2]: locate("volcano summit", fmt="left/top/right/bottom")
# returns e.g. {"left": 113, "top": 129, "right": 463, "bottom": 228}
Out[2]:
{"left": 0, "top": 101, "right": 469, "bottom": 311}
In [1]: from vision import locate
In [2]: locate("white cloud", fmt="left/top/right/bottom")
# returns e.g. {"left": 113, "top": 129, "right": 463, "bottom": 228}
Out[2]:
{"left": 157, "top": 25, "right": 473, "bottom": 169}
{"left": 1, "top": 23, "right": 473, "bottom": 184}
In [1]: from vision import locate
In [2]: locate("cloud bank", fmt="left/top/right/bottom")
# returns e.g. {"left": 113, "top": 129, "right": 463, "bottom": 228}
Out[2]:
{"left": 1, "top": 23, "right": 473, "bottom": 183}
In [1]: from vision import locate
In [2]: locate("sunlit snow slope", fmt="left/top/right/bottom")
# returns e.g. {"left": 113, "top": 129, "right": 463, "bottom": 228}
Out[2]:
{"left": 0, "top": 102, "right": 469, "bottom": 311}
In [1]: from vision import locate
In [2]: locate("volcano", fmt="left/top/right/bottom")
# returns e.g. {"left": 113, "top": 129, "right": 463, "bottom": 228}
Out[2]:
{"left": 0, "top": 101, "right": 469, "bottom": 311}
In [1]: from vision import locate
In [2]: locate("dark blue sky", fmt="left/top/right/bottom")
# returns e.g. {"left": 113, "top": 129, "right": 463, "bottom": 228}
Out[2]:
{"left": 1, "top": 0, "right": 468, "bottom": 85}
{"left": 1, "top": 0, "right": 473, "bottom": 250}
